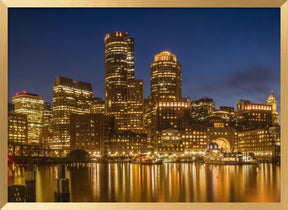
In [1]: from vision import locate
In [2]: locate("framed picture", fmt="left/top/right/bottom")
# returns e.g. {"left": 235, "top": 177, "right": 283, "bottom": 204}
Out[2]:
{"left": 1, "top": 0, "right": 288, "bottom": 210}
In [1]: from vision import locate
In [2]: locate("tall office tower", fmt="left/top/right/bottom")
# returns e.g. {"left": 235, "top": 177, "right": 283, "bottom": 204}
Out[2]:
{"left": 143, "top": 96, "right": 155, "bottom": 151}
{"left": 151, "top": 51, "right": 182, "bottom": 102}
{"left": 41, "top": 102, "right": 53, "bottom": 145}
{"left": 52, "top": 76, "right": 94, "bottom": 151}
{"left": 104, "top": 32, "right": 135, "bottom": 132}
{"left": 127, "top": 38, "right": 135, "bottom": 80}
{"left": 190, "top": 97, "right": 215, "bottom": 119}
{"left": 267, "top": 90, "right": 279, "bottom": 125}
{"left": 127, "top": 80, "right": 144, "bottom": 133}
{"left": 153, "top": 99, "right": 191, "bottom": 153}
{"left": 12, "top": 92, "right": 44, "bottom": 144}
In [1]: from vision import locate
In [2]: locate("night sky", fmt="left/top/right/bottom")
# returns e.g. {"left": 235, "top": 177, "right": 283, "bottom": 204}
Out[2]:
{"left": 8, "top": 8, "right": 280, "bottom": 111}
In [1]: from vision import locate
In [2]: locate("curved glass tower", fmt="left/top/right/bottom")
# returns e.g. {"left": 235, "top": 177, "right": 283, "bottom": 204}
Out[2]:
{"left": 150, "top": 51, "right": 182, "bottom": 102}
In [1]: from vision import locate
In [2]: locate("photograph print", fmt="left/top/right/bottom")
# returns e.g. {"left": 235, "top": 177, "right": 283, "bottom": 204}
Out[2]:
{"left": 7, "top": 8, "right": 280, "bottom": 202}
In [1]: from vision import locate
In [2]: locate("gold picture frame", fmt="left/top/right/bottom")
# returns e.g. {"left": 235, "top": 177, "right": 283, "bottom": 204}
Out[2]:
{"left": 1, "top": 0, "right": 287, "bottom": 209}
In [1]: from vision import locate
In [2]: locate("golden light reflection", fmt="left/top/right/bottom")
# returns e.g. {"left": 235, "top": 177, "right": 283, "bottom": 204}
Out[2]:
{"left": 8, "top": 163, "right": 280, "bottom": 202}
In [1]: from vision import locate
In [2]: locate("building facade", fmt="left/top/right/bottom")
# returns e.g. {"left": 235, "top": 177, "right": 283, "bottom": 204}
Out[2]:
{"left": 154, "top": 100, "right": 190, "bottom": 131}
{"left": 190, "top": 98, "right": 215, "bottom": 120}
{"left": 150, "top": 51, "right": 182, "bottom": 102}
{"left": 267, "top": 90, "right": 279, "bottom": 125}
{"left": 237, "top": 126, "right": 280, "bottom": 161}
{"left": 8, "top": 112, "right": 28, "bottom": 144}
{"left": 41, "top": 102, "right": 53, "bottom": 145}
{"left": 127, "top": 80, "right": 144, "bottom": 133}
{"left": 104, "top": 32, "right": 134, "bottom": 132}
{"left": 109, "top": 132, "right": 147, "bottom": 155}
{"left": 182, "top": 126, "right": 208, "bottom": 155}
{"left": 12, "top": 92, "right": 44, "bottom": 144}
{"left": 52, "top": 76, "right": 94, "bottom": 151}
{"left": 236, "top": 99, "right": 273, "bottom": 131}
{"left": 90, "top": 99, "right": 105, "bottom": 114}
{"left": 70, "top": 113, "right": 114, "bottom": 154}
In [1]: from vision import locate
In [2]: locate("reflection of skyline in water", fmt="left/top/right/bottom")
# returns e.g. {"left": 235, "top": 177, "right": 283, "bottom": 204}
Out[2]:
{"left": 9, "top": 163, "right": 280, "bottom": 202}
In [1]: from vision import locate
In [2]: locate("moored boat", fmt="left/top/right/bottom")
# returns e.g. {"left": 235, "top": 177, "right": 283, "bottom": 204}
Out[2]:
{"left": 204, "top": 141, "right": 259, "bottom": 165}
{"left": 132, "top": 155, "right": 162, "bottom": 165}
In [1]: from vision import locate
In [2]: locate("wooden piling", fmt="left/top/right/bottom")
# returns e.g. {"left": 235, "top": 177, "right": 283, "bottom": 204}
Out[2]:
{"left": 8, "top": 185, "right": 25, "bottom": 202}
{"left": 54, "top": 164, "right": 70, "bottom": 202}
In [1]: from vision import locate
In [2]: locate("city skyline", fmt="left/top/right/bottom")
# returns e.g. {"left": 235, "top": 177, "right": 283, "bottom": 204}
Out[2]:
{"left": 8, "top": 8, "right": 280, "bottom": 110}
{"left": 6, "top": 7, "right": 282, "bottom": 204}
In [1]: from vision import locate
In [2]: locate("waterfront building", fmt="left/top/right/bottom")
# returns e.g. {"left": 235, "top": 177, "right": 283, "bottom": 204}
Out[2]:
{"left": 152, "top": 99, "right": 190, "bottom": 152}
{"left": 109, "top": 132, "right": 147, "bottom": 155}
{"left": 8, "top": 112, "right": 28, "bottom": 144}
{"left": 156, "top": 129, "right": 184, "bottom": 153}
{"left": 52, "top": 76, "right": 94, "bottom": 151}
{"left": 147, "top": 51, "right": 193, "bottom": 152}
{"left": 237, "top": 126, "right": 280, "bottom": 161}
{"left": 207, "top": 125, "right": 238, "bottom": 152}
{"left": 70, "top": 113, "right": 114, "bottom": 154}
{"left": 150, "top": 51, "right": 182, "bottom": 102}
{"left": 127, "top": 80, "right": 144, "bottom": 133}
{"left": 267, "top": 90, "right": 279, "bottom": 125}
{"left": 12, "top": 92, "right": 44, "bottom": 144}
{"left": 190, "top": 97, "right": 215, "bottom": 120}
{"left": 104, "top": 32, "right": 135, "bottom": 132}
{"left": 236, "top": 99, "right": 273, "bottom": 131}
{"left": 182, "top": 126, "right": 208, "bottom": 155}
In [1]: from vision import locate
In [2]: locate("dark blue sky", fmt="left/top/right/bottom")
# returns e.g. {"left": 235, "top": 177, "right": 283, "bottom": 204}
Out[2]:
{"left": 8, "top": 8, "right": 280, "bottom": 110}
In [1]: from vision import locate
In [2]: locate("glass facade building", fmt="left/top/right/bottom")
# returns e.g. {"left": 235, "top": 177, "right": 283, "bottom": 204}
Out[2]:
{"left": 52, "top": 76, "right": 94, "bottom": 151}
{"left": 151, "top": 51, "right": 182, "bottom": 102}
{"left": 12, "top": 92, "right": 44, "bottom": 144}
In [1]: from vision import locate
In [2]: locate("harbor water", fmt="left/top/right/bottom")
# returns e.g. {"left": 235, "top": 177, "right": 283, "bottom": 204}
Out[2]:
{"left": 8, "top": 163, "right": 280, "bottom": 202}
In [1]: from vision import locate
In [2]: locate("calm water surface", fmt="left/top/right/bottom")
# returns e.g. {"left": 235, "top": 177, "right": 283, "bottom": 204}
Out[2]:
{"left": 9, "top": 163, "right": 280, "bottom": 202}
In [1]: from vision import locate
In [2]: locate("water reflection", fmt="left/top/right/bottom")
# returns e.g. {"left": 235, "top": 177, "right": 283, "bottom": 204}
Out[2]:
{"left": 9, "top": 163, "right": 280, "bottom": 202}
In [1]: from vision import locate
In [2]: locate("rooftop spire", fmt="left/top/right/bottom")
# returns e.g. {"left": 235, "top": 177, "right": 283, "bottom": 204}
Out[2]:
{"left": 268, "top": 90, "right": 276, "bottom": 100}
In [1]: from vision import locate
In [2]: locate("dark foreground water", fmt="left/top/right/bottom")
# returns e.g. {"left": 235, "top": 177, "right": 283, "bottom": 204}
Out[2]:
{"left": 8, "top": 163, "right": 280, "bottom": 202}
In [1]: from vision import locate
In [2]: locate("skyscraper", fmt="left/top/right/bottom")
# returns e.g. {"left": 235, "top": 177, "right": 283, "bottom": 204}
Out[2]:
{"left": 151, "top": 51, "right": 182, "bottom": 102}
{"left": 52, "top": 76, "right": 94, "bottom": 151}
{"left": 41, "top": 102, "right": 53, "bottom": 145}
{"left": 127, "top": 37, "right": 135, "bottom": 80}
{"left": 104, "top": 32, "right": 141, "bottom": 133}
{"left": 148, "top": 51, "right": 190, "bottom": 152}
{"left": 12, "top": 92, "right": 44, "bottom": 144}
{"left": 127, "top": 80, "right": 144, "bottom": 133}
